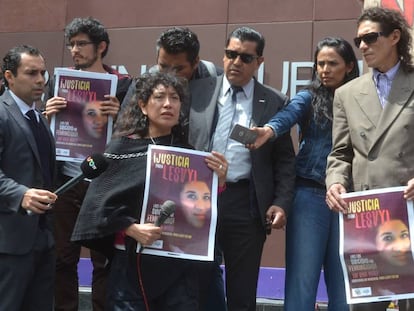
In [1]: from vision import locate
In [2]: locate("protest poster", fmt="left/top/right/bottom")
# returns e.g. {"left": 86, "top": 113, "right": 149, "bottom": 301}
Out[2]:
{"left": 340, "top": 187, "right": 414, "bottom": 304}
{"left": 138, "top": 145, "right": 218, "bottom": 261}
{"left": 50, "top": 68, "right": 117, "bottom": 162}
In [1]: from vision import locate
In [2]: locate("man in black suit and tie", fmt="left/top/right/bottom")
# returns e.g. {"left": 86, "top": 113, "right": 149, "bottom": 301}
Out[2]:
{"left": 189, "top": 27, "right": 296, "bottom": 311}
{"left": 0, "top": 45, "right": 57, "bottom": 311}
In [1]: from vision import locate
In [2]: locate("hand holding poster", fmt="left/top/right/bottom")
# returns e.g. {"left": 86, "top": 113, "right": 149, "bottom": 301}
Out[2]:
{"left": 139, "top": 145, "right": 218, "bottom": 261}
{"left": 339, "top": 187, "right": 414, "bottom": 304}
{"left": 50, "top": 68, "right": 118, "bottom": 162}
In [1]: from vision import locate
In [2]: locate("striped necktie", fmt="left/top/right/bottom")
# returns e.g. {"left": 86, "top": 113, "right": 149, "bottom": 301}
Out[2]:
{"left": 212, "top": 86, "right": 243, "bottom": 154}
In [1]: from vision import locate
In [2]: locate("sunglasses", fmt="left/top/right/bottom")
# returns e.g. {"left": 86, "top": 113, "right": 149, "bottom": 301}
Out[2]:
{"left": 224, "top": 49, "right": 258, "bottom": 64}
{"left": 353, "top": 32, "right": 384, "bottom": 48}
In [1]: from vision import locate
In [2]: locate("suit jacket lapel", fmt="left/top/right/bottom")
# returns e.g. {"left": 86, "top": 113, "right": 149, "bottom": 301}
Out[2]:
{"left": 374, "top": 69, "right": 414, "bottom": 139}
{"left": 252, "top": 80, "right": 268, "bottom": 126}
{"left": 4, "top": 93, "right": 42, "bottom": 166}
{"left": 189, "top": 76, "right": 223, "bottom": 151}
{"left": 206, "top": 76, "right": 223, "bottom": 138}
{"left": 355, "top": 74, "right": 382, "bottom": 127}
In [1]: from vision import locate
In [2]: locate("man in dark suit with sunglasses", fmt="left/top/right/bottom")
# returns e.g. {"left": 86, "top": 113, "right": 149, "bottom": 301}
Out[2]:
{"left": 189, "top": 26, "right": 296, "bottom": 311}
{"left": 326, "top": 7, "right": 414, "bottom": 311}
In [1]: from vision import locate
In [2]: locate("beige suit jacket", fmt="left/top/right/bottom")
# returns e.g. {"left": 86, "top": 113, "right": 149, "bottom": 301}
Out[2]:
{"left": 326, "top": 68, "right": 414, "bottom": 191}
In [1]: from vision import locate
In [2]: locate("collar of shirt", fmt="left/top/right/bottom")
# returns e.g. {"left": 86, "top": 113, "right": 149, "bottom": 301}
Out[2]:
{"left": 373, "top": 61, "right": 400, "bottom": 85}
{"left": 221, "top": 76, "right": 255, "bottom": 105}
{"left": 9, "top": 90, "right": 37, "bottom": 120}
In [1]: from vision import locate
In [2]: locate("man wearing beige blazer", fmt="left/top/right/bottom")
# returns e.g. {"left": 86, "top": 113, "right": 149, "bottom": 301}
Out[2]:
{"left": 326, "top": 7, "right": 414, "bottom": 311}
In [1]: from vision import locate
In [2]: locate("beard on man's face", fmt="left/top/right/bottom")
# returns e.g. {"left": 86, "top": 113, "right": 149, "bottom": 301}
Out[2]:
{"left": 73, "top": 53, "right": 99, "bottom": 70}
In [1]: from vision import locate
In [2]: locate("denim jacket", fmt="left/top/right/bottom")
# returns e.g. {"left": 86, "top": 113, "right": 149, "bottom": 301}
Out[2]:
{"left": 266, "top": 90, "right": 331, "bottom": 185}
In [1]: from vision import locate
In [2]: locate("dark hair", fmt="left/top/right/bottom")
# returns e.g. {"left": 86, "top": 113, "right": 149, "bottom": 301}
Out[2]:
{"left": 308, "top": 37, "right": 359, "bottom": 123}
{"left": 0, "top": 79, "right": 4, "bottom": 95}
{"left": 358, "top": 7, "right": 413, "bottom": 72}
{"left": 65, "top": 17, "right": 110, "bottom": 58}
{"left": 226, "top": 27, "right": 265, "bottom": 56}
{"left": 156, "top": 27, "right": 200, "bottom": 65}
{"left": 1, "top": 45, "right": 42, "bottom": 87}
{"left": 114, "top": 72, "right": 188, "bottom": 138}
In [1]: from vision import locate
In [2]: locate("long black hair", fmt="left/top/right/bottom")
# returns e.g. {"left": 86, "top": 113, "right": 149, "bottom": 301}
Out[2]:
{"left": 308, "top": 37, "right": 359, "bottom": 123}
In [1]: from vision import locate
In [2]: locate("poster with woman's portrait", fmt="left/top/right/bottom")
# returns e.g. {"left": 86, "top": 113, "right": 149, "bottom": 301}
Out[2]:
{"left": 50, "top": 68, "right": 117, "bottom": 162}
{"left": 139, "top": 145, "right": 218, "bottom": 261}
{"left": 339, "top": 187, "right": 414, "bottom": 304}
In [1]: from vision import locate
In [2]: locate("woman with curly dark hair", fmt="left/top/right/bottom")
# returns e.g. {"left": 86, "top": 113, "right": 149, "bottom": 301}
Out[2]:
{"left": 72, "top": 71, "right": 227, "bottom": 311}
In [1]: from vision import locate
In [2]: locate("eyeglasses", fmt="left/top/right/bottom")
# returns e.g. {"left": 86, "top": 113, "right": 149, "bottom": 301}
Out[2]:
{"left": 224, "top": 49, "right": 258, "bottom": 64}
{"left": 353, "top": 32, "right": 384, "bottom": 48}
{"left": 66, "top": 41, "right": 94, "bottom": 50}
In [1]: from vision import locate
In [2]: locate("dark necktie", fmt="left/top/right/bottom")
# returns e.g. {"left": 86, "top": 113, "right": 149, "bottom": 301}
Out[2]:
{"left": 26, "top": 110, "right": 53, "bottom": 188}
{"left": 213, "top": 86, "right": 243, "bottom": 154}
{"left": 26, "top": 109, "right": 39, "bottom": 126}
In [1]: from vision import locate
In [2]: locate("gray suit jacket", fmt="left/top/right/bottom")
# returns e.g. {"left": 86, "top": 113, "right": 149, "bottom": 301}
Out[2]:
{"left": 326, "top": 68, "right": 414, "bottom": 191}
{"left": 189, "top": 75, "right": 296, "bottom": 225}
{"left": 0, "top": 91, "right": 56, "bottom": 254}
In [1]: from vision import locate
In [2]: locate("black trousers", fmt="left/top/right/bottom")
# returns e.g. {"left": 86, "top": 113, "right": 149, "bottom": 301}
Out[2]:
{"left": 54, "top": 179, "right": 108, "bottom": 311}
{"left": 217, "top": 180, "right": 266, "bottom": 311}
{"left": 0, "top": 228, "right": 55, "bottom": 311}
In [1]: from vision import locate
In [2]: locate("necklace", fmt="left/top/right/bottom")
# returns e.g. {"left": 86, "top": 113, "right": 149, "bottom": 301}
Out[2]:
{"left": 149, "top": 134, "right": 174, "bottom": 146}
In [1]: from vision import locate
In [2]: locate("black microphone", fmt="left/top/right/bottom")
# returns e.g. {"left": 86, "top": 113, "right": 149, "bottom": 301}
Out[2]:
{"left": 54, "top": 153, "right": 109, "bottom": 195}
{"left": 139, "top": 200, "right": 176, "bottom": 253}
{"left": 154, "top": 200, "right": 176, "bottom": 227}
{"left": 26, "top": 153, "right": 109, "bottom": 215}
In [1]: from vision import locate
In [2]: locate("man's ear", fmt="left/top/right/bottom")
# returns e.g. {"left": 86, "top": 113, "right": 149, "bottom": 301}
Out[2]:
{"left": 256, "top": 56, "right": 264, "bottom": 69}
{"left": 391, "top": 29, "right": 401, "bottom": 46}
{"left": 3, "top": 70, "right": 13, "bottom": 86}
{"left": 97, "top": 41, "right": 107, "bottom": 58}
{"left": 192, "top": 56, "right": 200, "bottom": 70}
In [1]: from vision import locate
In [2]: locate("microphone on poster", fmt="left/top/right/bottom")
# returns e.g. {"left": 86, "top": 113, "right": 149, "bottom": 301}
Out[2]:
{"left": 139, "top": 200, "right": 176, "bottom": 253}
{"left": 154, "top": 200, "right": 176, "bottom": 227}
{"left": 26, "top": 154, "right": 109, "bottom": 215}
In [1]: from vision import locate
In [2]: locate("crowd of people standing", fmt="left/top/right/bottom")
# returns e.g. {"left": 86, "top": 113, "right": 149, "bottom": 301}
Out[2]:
{"left": 0, "top": 5, "right": 414, "bottom": 311}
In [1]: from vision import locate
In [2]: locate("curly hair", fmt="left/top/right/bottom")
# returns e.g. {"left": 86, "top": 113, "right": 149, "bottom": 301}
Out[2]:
{"left": 308, "top": 37, "right": 359, "bottom": 123}
{"left": 113, "top": 72, "right": 188, "bottom": 139}
{"left": 65, "top": 17, "right": 110, "bottom": 58}
{"left": 358, "top": 7, "right": 414, "bottom": 72}
{"left": 156, "top": 27, "right": 200, "bottom": 65}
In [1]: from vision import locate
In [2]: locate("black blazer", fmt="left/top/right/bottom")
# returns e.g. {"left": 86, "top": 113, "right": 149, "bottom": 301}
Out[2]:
{"left": 188, "top": 75, "right": 296, "bottom": 226}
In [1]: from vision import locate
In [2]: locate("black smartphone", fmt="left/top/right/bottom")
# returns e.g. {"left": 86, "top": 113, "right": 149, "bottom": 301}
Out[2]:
{"left": 229, "top": 124, "right": 258, "bottom": 145}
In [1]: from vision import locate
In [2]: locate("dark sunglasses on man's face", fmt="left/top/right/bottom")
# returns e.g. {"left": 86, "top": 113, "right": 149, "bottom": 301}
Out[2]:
{"left": 353, "top": 32, "right": 384, "bottom": 48}
{"left": 224, "top": 49, "right": 258, "bottom": 64}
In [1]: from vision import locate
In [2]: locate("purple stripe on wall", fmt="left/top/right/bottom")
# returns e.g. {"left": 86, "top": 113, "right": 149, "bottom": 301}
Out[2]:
{"left": 78, "top": 258, "right": 328, "bottom": 302}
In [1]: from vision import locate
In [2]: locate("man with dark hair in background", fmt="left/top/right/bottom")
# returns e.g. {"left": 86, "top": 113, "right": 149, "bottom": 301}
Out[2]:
{"left": 0, "top": 45, "right": 57, "bottom": 311}
{"left": 151, "top": 26, "right": 222, "bottom": 80}
{"left": 44, "top": 17, "right": 131, "bottom": 311}
{"left": 139, "top": 26, "right": 227, "bottom": 311}
{"left": 121, "top": 26, "right": 222, "bottom": 107}
{"left": 189, "top": 26, "right": 296, "bottom": 311}
{"left": 0, "top": 78, "right": 5, "bottom": 95}
{"left": 326, "top": 7, "right": 414, "bottom": 311}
